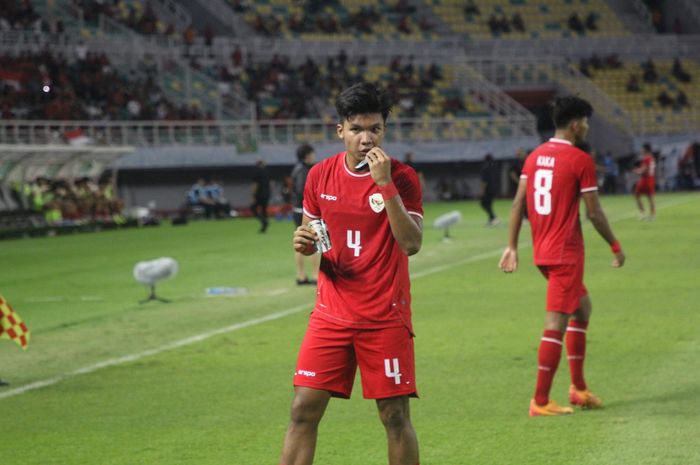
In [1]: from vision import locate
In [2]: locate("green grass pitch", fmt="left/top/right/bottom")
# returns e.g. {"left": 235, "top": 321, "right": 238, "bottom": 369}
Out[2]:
{"left": 1, "top": 192, "right": 698, "bottom": 465}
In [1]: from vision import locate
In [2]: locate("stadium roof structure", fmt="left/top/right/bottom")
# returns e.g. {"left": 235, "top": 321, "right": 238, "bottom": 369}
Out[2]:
{"left": 0, "top": 144, "right": 134, "bottom": 183}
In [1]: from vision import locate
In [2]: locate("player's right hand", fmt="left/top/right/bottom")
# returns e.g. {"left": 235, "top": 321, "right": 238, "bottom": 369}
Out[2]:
{"left": 499, "top": 247, "right": 518, "bottom": 273}
{"left": 293, "top": 225, "right": 317, "bottom": 256}
{"left": 612, "top": 250, "right": 625, "bottom": 268}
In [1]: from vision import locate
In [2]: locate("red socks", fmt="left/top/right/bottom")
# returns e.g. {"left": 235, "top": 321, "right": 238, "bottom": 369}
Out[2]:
{"left": 534, "top": 329, "right": 563, "bottom": 406}
{"left": 566, "top": 319, "right": 589, "bottom": 391}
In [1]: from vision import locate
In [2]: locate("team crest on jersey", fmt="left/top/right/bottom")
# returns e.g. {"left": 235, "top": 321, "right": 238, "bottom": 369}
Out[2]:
{"left": 369, "top": 192, "right": 385, "bottom": 213}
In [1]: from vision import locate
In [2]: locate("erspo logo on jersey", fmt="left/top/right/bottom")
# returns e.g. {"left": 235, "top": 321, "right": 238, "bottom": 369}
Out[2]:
{"left": 369, "top": 193, "right": 385, "bottom": 213}
{"left": 296, "top": 369, "right": 316, "bottom": 377}
{"left": 321, "top": 193, "right": 337, "bottom": 201}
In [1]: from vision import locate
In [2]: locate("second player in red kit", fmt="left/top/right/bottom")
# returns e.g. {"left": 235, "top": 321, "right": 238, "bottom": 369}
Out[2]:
{"left": 500, "top": 96, "right": 626, "bottom": 417}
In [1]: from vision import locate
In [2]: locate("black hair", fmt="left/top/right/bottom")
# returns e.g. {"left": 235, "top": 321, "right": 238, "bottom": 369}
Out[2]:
{"left": 296, "top": 143, "right": 314, "bottom": 162}
{"left": 335, "top": 82, "right": 392, "bottom": 122}
{"left": 552, "top": 96, "right": 593, "bottom": 129}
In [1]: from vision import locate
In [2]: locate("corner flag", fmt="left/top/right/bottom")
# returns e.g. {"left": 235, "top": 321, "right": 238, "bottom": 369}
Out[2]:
{"left": 0, "top": 295, "right": 30, "bottom": 350}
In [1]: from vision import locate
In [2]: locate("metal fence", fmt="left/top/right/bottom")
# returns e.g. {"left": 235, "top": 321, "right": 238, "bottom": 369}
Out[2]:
{"left": 0, "top": 117, "right": 537, "bottom": 147}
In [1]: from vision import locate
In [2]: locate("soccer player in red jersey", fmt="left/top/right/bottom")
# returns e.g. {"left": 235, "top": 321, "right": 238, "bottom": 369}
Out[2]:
{"left": 499, "top": 96, "right": 626, "bottom": 416}
{"left": 634, "top": 142, "right": 657, "bottom": 220}
{"left": 279, "top": 82, "right": 423, "bottom": 465}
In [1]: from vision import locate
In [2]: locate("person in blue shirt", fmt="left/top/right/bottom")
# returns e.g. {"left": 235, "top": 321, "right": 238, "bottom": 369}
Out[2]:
{"left": 599, "top": 152, "right": 619, "bottom": 195}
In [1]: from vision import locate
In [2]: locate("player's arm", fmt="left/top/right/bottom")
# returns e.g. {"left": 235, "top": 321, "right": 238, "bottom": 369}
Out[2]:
{"left": 509, "top": 169, "right": 519, "bottom": 184}
{"left": 499, "top": 177, "right": 526, "bottom": 273}
{"left": 293, "top": 214, "right": 317, "bottom": 256}
{"left": 366, "top": 147, "right": 423, "bottom": 256}
{"left": 582, "top": 191, "right": 625, "bottom": 268}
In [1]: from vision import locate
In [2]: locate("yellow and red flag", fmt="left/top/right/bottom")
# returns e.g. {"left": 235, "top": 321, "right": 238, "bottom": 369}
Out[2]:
{"left": 0, "top": 295, "right": 30, "bottom": 350}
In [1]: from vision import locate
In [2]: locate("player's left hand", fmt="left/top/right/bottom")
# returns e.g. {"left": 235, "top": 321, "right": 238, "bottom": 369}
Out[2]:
{"left": 612, "top": 250, "right": 625, "bottom": 268}
{"left": 366, "top": 147, "right": 392, "bottom": 186}
{"left": 499, "top": 247, "right": 518, "bottom": 273}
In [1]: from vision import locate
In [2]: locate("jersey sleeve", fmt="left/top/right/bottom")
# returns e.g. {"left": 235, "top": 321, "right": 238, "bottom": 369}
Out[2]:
{"left": 395, "top": 165, "right": 423, "bottom": 218}
{"left": 579, "top": 154, "right": 598, "bottom": 193}
{"left": 302, "top": 164, "right": 321, "bottom": 218}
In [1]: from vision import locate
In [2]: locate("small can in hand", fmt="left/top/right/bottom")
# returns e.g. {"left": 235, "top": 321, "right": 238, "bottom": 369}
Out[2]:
{"left": 308, "top": 219, "right": 332, "bottom": 253}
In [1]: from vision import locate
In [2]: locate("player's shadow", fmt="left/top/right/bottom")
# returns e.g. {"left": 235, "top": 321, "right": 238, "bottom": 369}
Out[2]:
{"left": 600, "top": 385, "right": 698, "bottom": 414}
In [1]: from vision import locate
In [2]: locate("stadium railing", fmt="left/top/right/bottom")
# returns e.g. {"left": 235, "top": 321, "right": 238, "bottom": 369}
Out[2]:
{"left": 0, "top": 117, "right": 538, "bottom": 147}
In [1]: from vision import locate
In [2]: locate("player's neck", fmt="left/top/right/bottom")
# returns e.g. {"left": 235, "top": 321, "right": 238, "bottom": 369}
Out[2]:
{"left": 344, "top": 152, "right": 363, "bottom": 174}
{"left": 552, "top": 130, "right": 575, "bottom": 145}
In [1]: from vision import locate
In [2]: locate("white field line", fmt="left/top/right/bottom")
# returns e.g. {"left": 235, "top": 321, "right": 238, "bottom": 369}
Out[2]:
{"left": 0, "top": 197, "right": 689, "bottom": 400}
{"left": 0, "top": 304, "right": 309, "bottom": 400}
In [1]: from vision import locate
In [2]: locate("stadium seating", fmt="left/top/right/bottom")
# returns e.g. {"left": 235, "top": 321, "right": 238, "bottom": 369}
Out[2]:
{"left": 428, "top": 0, "right": 630, "bottom": 40}
{"left": 235, "top": 0, "right": 438, "bottom": 41}
{"left": 586, "top": 58, "right": 700, "bottom": 134}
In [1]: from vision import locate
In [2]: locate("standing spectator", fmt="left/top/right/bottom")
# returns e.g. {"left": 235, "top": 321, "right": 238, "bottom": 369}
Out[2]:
{"left": 678, "top": 142, "right": 696, "bottom": 190}
{"left": 499, "top": 95, "right": 625, "bottom": 416}
{"left": 479, "top": 153, "right": 499, "bottom": 226}
{"left": 251, "top": 159, "right": 271, "bottom": 232}
{"left": 599, "top": 151, "right": 619, "bottom": 194}
{"left": 280, "top": 82, "right": 423, "bottom": 465}
{"left": 290, "top": 143, "right": 319, "bottom": 285}
{"left": 634, "top": 143, "right": 657, "bottom": 220}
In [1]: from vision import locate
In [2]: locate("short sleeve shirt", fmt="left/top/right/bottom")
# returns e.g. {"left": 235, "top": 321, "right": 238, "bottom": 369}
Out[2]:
{"left": 640, "top": 154, "right": 656, "bottom": 180}
{"left": 522, "top": 138, "right": 598, "bottom": 265}
{"left": 303, "top": 152, "right": 423, "bottom": 330}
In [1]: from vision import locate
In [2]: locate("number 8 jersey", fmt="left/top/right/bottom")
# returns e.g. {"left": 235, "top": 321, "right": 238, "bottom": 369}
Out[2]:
{"left": 522, "top": 138, "right": 598, "bottom": 265}
{"left": 303, "top": 152, "right": 423, "bottom": 330}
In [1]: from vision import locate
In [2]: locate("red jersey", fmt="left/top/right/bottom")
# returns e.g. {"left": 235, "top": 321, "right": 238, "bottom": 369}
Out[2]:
{"left": 522, "top": 138, "right": 598, "bottom": 265}
{"left": 303, "top": 152, "right": 423, "bottom": 330}
{"left": 640, "top": 154, "right": 656, "bottom": 180}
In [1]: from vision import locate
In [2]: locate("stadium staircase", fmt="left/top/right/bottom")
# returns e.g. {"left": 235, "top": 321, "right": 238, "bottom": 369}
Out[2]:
{"left": 603, "top": 0, "right": 654, "bottom": 34}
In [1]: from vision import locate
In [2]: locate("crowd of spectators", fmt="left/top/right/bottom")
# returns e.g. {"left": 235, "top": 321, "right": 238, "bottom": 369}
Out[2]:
{"left": 487, "top": 13, "right": 526, "bottom": 35}
{"left": 656, "top": 89, "right": 690, "bottom": 110}
{"left": 213, "top": 50, "right": 447, "bottom": 120}
{"left": 10, "top": 175, "right": 124, "bottom": 224}
{"left": 621, "top": 58, "right": 693, "bottom": 110}
{"left": 0, "top": 0, "right": 40, "bottom": 31}
{"left": 71, "top": 0, "right": 175, "bottom": 38}
{"left": 567, "top": 11, "right": 599, "bottom": 35}
{"left": 0, "top": 48, "right": 211, "bottom": 121}
{"left": 247, "top": 0, "right": 432, "bottom": 38}
{"left": 577, "top": 52, "right": 623, "bottom": 78}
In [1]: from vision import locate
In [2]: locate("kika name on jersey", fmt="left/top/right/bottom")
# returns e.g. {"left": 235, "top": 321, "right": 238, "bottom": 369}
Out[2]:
{"left": 537, "top": 156, "right": 556, "bottom": 168}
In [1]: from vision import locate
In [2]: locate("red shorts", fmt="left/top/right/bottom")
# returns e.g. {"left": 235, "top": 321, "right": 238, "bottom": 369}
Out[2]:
{"left": 537, "top": 262, "right": 588, "bottom": 314}
{"left": 635, "top": 178, "right": 656, "bottom": 195}
{"left": 293, "top": 312, "right": 417, "bottom": 399}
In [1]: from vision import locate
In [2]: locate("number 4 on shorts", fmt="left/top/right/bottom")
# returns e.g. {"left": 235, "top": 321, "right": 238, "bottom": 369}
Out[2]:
{"left": 384, "top": 358, "right": 402, "bottom": 384}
